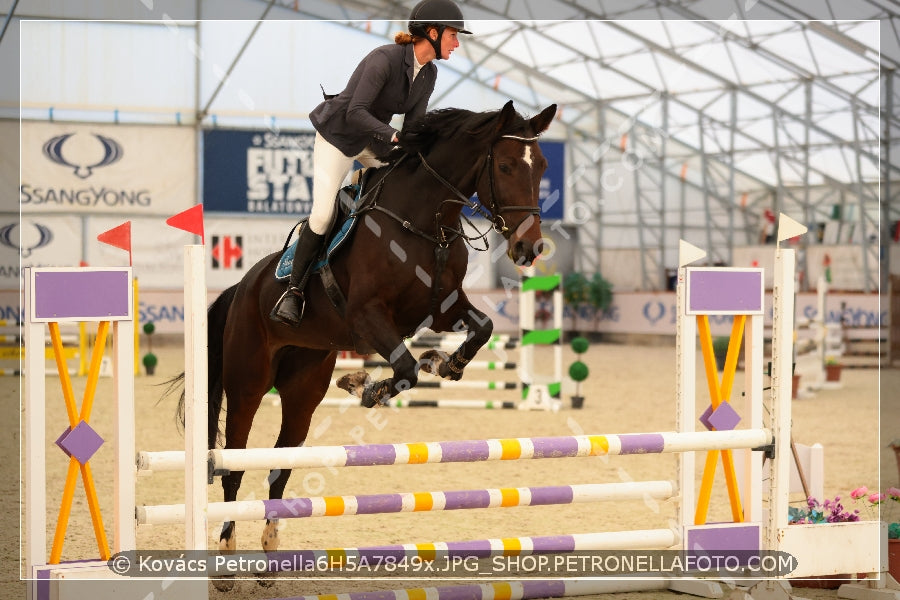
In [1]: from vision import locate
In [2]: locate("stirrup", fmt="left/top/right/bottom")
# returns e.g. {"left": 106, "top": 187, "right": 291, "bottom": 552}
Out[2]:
{"left": 270, "top": 287, "right": 305, "bottom": 325}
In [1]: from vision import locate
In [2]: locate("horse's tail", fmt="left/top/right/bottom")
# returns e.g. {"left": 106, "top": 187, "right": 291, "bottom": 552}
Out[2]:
{"left": 206, "top": 284, "right": 237, "bottom": 449}
{"left": 167, "top": 283, "right": 238, "bottom": 450}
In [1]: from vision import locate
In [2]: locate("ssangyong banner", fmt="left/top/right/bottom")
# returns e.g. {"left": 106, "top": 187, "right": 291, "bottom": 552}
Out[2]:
{"left": 202, "top": 128, "right": 565, "bottom": 220}
{"left": 21, "top": 122, "right": 195, "bottom": 215}
{"left": 0, "top": 215, "right": 83, "bottom": 288}
{"left": 203, "top": 129, "right": 315, "bottom": 215}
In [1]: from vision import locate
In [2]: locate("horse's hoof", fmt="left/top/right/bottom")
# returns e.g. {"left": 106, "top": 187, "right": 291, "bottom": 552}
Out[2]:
{"left": 256, "top": 571, "right": 276, "bottom": 588}
{"left": 213, "top": 576, "right": 236, "bottom": 592}
{"left": 418, "top": 349, "right": 448, "bottom": 375}
{"left": 261, "top": 520, "right": 279, "bottom": 552}
{"left": 218, "top": 536, "right": 236, "bottom": 553}
{"left": 337, "top": 371, "right": 370, "bottom": 398}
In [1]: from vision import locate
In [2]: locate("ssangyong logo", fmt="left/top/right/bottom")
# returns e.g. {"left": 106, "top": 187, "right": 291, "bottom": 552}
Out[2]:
{"left": 42, "top": 133, "right": 123, "bottom": 179}
{"left": 0, "top": 222, "right": 53, "bottom": 258}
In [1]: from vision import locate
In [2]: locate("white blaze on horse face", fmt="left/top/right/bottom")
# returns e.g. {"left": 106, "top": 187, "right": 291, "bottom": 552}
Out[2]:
{"left": 523, "top": 144, "right": 534, "bottom": 168}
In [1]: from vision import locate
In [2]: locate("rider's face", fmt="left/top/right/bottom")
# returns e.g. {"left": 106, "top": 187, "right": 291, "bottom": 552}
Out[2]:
{"left": 440, "top": 27, "right": 460, "bottom": 60}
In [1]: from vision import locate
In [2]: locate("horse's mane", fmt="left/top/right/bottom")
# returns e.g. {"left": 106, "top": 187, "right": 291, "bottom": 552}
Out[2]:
{"left": 378, "top": 106, "right": 528, "bottom": 164}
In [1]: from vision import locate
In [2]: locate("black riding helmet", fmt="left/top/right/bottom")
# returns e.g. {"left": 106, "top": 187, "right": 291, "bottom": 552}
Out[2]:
{"left": 408, "top": 0, "right": 472, "bottom": 60}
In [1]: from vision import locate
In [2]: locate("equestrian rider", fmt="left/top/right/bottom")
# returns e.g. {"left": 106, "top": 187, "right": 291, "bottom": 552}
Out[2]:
{"left": 271, "top": 0, "right": 472, "bottom": 326}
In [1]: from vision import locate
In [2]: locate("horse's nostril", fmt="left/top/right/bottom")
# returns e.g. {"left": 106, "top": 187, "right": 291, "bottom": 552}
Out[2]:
{"left": 534, "top": 240, "right": 545, "bottom": 256}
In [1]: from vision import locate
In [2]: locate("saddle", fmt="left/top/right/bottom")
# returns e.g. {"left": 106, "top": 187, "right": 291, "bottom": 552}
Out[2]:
{"left": 274, "top": 169, "right": 375, "bottom": 281}
{"left": 274, "top": 168, "right": 386, "bottom": 316}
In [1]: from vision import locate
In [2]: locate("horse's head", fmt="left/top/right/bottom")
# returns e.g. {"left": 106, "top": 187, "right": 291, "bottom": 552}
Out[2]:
{"left": 477, "top": 101, "right": 557, "bottom": 266}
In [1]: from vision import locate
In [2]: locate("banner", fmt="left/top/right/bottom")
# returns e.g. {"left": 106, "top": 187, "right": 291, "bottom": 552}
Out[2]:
{"left": 203, "top": 128, "right": 566, "bottom": 220}
{"left": 204, "top": 216, "right": 296, "bottom": 290}
{"left": 538, "top": 140, "right": 565, "bottom": 220}
{"left": 203, "top": 129, "right": 315, "bottom": 215}
{"left": 0, "top": 120, "right": 16, "bottom": 199}
{"left": 0, "top": 215, "right": 83, "bottom": 288}
{"left": 21, "top": 122, "right": 195, "bottom": 215}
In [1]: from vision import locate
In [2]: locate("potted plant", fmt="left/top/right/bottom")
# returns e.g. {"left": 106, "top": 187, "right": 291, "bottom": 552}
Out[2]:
{"left": 563, "top": 272, "right": 590, "bottom": 335}
{"left": 562, "top": 271, "right": 613, "bottom": 336}
{"left": 586, "top": 273, "right": 613, "bottom": 330}
{"left": 788, "top": 494, "right": 862, "bottom": 588}
{"left": 787, "top": 488, "right": 900, "bottom": 587}
{"left": 142, "top": 321, "right": 157, "bottom": 375}
{"left": 824, "top": 356, "right": 843, "bottom": 382}
{"left": 850, "top": 486, "right": 900, "bottom": 582}
{"left": 142, "top": 351, "right": 158, "bottom": 376}
{"left": 568, "top": 336, "right": 590, "bottom": 409}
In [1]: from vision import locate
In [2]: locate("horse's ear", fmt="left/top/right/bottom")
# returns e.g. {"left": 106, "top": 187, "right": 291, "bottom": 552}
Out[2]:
{"left": 495, "top": 100, "right": 517, "bottom": 133}
{"left": 530, "top": 104, "right": 557, "bottom": 134}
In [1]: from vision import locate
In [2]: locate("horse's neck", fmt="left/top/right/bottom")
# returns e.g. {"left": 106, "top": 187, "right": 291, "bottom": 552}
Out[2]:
{"left": 387, "top": 152, "right": 481, "bottom": 227}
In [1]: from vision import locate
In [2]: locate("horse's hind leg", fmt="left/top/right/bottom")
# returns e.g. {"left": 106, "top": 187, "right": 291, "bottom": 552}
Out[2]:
{"left": 218, "top": 333, "right": 275, "bottom": 553}
{"left": 261, "top": 348, "right": 337, "bottom": 554}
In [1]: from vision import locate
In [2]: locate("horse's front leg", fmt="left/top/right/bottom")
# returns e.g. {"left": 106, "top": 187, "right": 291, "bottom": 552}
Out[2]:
{"left": 420, "top": 304, "right": 493, "bottom": 382}
{"left": 337, "top": 308, "right": 420, "bottom": 408}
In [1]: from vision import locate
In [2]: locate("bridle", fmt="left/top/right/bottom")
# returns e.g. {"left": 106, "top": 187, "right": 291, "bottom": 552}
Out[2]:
{"left": 482, "top": 134, "right": 543, "bottom": 237}
{"left": 416, "top": 133, "right": 543, "bottom": 243}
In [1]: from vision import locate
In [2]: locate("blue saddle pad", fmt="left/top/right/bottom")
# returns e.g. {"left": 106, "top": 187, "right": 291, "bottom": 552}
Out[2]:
{"left": 275, "top": 184, "right": 361, "bottom": 281}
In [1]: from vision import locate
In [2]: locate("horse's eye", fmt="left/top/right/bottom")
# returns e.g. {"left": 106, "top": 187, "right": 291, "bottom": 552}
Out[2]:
{"left": 498, "top": 163, "right": 512, "bottom": 174}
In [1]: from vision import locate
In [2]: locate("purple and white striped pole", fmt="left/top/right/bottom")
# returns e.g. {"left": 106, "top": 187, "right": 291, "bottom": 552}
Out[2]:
{"left": 137, "top": 480, "right": 674, "bottom": 525}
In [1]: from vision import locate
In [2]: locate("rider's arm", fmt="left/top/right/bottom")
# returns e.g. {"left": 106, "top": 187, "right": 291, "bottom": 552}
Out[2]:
{"left": 345, "top": 51, "right": 399, "bottom": 146}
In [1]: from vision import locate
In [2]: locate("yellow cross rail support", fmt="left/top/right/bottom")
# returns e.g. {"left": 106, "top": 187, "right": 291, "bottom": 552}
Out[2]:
{"left": 48, "top": 320, "right": 111, "bottom": 564}
{"left": 694, "top": 314, "right": 747, "bottom": 525}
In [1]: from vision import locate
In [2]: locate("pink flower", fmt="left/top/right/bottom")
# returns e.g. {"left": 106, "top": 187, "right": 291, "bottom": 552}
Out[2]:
{"left": 850, "top": 486, "right": 869, "bottom": 500}
{"left": 868, "top": 493, "right": 886, "bottom": 505}
{"left": 886, "top": 487, "right": 900, "bottom": 501}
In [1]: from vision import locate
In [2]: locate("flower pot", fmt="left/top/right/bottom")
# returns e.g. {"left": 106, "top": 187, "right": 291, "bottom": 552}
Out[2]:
{"left": 890, "top": 538, "right": 900, "bottom": 583}
{"left": 790, "top": 575, "right": 850, "bottom": 590}
{"left": 893, "top": 442, "right": 900, "bottom": 485}
{"left": 825, "top": 363, "right": 842, "bottom": 382}
{"left": 145, "top": 365, "right": 155, "bottom": 376}
{"left": 570, "top": 395, "right": 584, "bottom": 409}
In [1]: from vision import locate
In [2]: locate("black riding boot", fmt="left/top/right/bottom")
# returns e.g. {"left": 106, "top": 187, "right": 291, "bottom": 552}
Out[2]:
{"left": 270, "top": 227, "right": 326, "bottom": 326}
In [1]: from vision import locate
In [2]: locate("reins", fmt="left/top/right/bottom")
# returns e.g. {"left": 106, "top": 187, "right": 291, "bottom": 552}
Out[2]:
{"left": 365, "top": 133, "right": 543, "bottom": 251}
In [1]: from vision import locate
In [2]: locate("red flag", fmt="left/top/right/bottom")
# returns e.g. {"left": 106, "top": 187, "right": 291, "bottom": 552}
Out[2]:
{"left": 166, "top": 204, "right": 205, "bottom": 244}
{"left": 97, "top": 221, "right": 132, "bottom": 266}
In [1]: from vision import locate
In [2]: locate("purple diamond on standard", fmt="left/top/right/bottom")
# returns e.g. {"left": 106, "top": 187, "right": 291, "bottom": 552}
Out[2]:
{"left": 55, "top": 420, "right": 104, "bottom": 464}
{"left": 699, "top": 405, "right": 714, "bottom": 430}
{"left": 707, "top": 402, "right": 741, "bottom": 432}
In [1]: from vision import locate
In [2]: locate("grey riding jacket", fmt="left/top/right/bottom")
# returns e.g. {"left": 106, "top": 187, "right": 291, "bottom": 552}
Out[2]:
{"left": 310, "top": 43, "right": 437, "bottom": 158}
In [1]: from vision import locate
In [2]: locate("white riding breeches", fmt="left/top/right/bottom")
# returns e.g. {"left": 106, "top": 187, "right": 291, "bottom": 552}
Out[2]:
{"left": 307, "top": 132, "right": 386, "bottom": 235}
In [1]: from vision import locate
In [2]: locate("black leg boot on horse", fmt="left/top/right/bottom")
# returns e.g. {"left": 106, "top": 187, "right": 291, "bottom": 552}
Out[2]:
{"left": 270, "top": 225, "right": 325, "bottom": 326}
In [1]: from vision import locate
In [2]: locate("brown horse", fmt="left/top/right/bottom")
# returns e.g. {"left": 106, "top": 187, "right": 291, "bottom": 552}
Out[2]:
{"left": 193, "top": 100, "right": 557, "bottom": 554}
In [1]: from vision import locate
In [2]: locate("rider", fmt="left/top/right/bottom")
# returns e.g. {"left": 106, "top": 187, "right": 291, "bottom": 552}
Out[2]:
{"left": 271, "top": 0, "right": 472, "bottom": 326}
